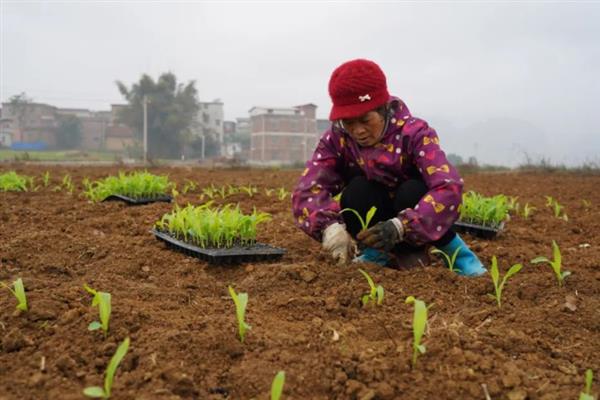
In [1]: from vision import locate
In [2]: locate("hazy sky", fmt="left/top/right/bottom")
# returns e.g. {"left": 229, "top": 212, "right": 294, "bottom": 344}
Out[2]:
{"left": 1, "top": 1, "right": 599, "bottom": 166}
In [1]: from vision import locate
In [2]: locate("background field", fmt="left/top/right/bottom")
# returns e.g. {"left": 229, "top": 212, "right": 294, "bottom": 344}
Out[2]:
{"left": 0, "top": 165, "right": 598, "bottom": 399}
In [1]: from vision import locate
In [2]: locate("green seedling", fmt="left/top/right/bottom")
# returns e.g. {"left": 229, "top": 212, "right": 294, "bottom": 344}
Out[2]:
{"left": 202, "top": 185, "right": 216, "bottom": 199}
{"left": 171, "top": 185, "right": 179, "bottom": 199}
{"left": 340, "top": 206, "right": 377, "bottom": 231}
{"left": 42, "top": 171, "right": 50, "bottom": 187}
{"left": 405, "top": 296, "right": 430, "bottom": 367}
{"left": 582, "top": 199, "right": 591, "bottom": 210}
{"left": 277, "top": 187, "right": 290, "bottom": 201}
{"left": 488, "top": 256, "right": 522, "bottom": 308}
{"left": 271, "top": 371, "right": 285, "bottom": 400}
{"left": 62, "top": 174, "right": 75, "bottom": 194}
{"left": 0, "top": 171, "right": 32, "bottom": 192}
{"left": 227, "top": 184, "right": 239, "bottom": 196}
{"left": 521, "top": 203, "right": 536, "bottom": 219}
{"left": 545, "top": 195, "right": 555, "bottom": 207}
{"left": 264, "top": 188, "right": 275, "bottom": 197}
{"left": 459, "top": 191, "right": 510, "bottom": 228}
{"left": 83, "top": 337, "right": 130, "bottom": 399}
{"left": 1, "top": 278, "right": 28, "bottom": 311}
{"left": 358, "top": 269, "right": 384, "bottom": 306}
{"left": 531, "top": 240, "right": 570, "bottom": 287}
{"left": 240, "top": 185, "right": 258, "bottom": 197}
{"left": 430, "top": 247, "right": 461, "bottom": 272}
{"left": 579, "top": 369, "right": 596, "bottom": 400}
{"left": 84, "top": 284, "right": 112, "bottom": 337}
{"left": 507, "top": 196, "right": 519, "bottom": 212}
{"left": 228, "top": 286, "right": 251, "bottom": 343}
{"left": 157, "top": 203, "right": 270, "bottom": 248}
{"left": 182, "top": 179, "right": 197, "bottom": 194}
{"left": 84, "top": 171, "right": 173, "bottom": 202}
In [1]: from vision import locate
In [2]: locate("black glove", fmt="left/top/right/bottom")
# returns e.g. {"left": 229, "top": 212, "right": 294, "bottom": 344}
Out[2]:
{"left": 356, "top": 218, "right": 404, "bottom": 251}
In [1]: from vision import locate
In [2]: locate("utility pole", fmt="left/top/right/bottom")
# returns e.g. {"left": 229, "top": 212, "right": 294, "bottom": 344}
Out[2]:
{"left": 143, "top": 95, "right": 148, "bottom": 164}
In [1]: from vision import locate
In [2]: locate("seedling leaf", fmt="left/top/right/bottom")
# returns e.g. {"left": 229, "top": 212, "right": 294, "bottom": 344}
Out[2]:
{"left": 405, "top": 296, "right": 429, "bottom": 366}
{"left": 88, "top": 321, "right": 102, "bottom": 331}
{"left": 1, "top": 278, "right": 28, "bottom": 312}
{"left": 228, "top": 286, "right": 251, "bottom": 342}
{"left": 271, "top": 370, "right": 285, "bottom": 400}
{"left": 83, "top": 386, "right": 105, "bottom": 398}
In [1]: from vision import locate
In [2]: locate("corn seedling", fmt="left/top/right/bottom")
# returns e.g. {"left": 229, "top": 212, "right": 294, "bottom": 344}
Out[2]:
{"left": 277, "top": 187, "right": 290, "bottom": 201}
{"left": 545, "top": 195, "right": 555, "bottom": 207}
{"left": 156, "top": 203, "right": 271, "bottom": 248}
{"left": 579, "top": 369, "right": 596, "bottom": 400}
{"left": 582, "top": 199, "right": 591, "bottom": 210}
{"left": 84, "top": 284, "right": 112, "bottom": 337}
{"left": 521, "top": 203, "right": 536, "bottom": 219}
{"left": 240, "top": 185, "right": 258, "bottom": 197}
{"left": 405, "top": 296, "right": 430, "bottom": 367}
{"left": 182, "top": 179, "right": 197, "bottom": 194}
{"left": 459, "top": 191, "right": 510, "bottom": 228}
{"left": 271, "top": 371, "right": 285, "bottom": 400}
{"left": 202, "top": 185, "right": 217, "bottom": 199}
{"left": 83, "top": 337, "right": 130, "bottom": 399}
{"left": 217, "top": 185, "right": 227, "bottom": 199}
{"left": 507, "top": 196, "right": 519, "bottom": 213}
{"left": 264, "top": 188, "right": 275, "bottom": 197}
{"left": 358, "top": 269, "right": 384, "bottom": 306}
{"left": 62, "top": 174, "right": 75, "bottom": 194}
{"left": 84, "top": 171, "right": 173, "bottom": 202}
{"left": 531, "top": 240, "right": 571, "bottom": 287}
{"left": 340, "top": 206, "right": 377, "bottom": 231}
{"left": 228, "top": 286, "right": 251, "bottom": 343}
{"left": 42, "top": 171, "right": 50, "bottom": 187}
{"left": 488, "top": 256, "right": 522, "bottom": 308}
{"left": 430, "top": 247, "right": 461, "bottom": 272}
{"left": 0, "top": 171, "right": 32, "bottom": 192}
{"left": 1, "top": 278, "right": 28, "bottom": 311}
{"left": 227, "top": 184, "right": 240, "bottom": 196}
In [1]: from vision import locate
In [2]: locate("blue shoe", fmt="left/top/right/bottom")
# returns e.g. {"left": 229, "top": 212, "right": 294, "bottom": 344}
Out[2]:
{"left": 353, "top": 248, "right": 391, "bottom": 266}
{"left": 437, "top": 234, "right": 486, "bottom": 276}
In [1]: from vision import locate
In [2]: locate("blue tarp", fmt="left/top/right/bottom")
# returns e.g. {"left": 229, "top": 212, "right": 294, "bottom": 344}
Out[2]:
{"left": 10, "top": 141, "right": 48, "bottom": 151}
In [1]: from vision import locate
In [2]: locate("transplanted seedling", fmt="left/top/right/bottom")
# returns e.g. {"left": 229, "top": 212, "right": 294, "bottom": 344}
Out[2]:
{"left": 42, "top": 171, "right": 51, "bottom": 187}
{"left": 83, "top": 337, "right": 130, "bottom": 399}
{"left": 84, "top": 284, "right": 112, "bottom": 337}
{"left": 271, "top": 371, "right": 285, "bottom": 400}
{"left": 277, "top": 187, "right": 290, "bottom": 201}
{"left": 228, "top": 286, "right": 251, "bottom": 343}
{"left": 579, "top": 369, "right": 596, "bottom": 400}
{"left": 531, "top": 240, "right": 571, "bottom": 287}
{"left": 488, "top": 256, "right": 523, "bottom": 308}
{"left": 340, "top": 206, "right": 377, "bottom": 231}
{"left": 521, "top": 203, "right": 536, "bottom": 219}
{"left": 405, "top": 296, "right": 431, "bottom": 367}
{"left": 1, "top": 278, "right": 28, "bottom": 311}
{"left": 430, "top": 247, "right": 461, "bottom": 272}
{"left": 358, "top": 269, "right": 384, "bottom": 306}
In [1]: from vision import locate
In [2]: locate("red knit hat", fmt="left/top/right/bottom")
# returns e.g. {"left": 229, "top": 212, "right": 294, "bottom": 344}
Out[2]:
{"left": 328, "top": 59, "right": 390, "bottom": 121}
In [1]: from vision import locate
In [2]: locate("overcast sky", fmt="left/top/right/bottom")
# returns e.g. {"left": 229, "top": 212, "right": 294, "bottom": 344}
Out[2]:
{"left": 1, "top": 1, "right": 599, "bottom": 166}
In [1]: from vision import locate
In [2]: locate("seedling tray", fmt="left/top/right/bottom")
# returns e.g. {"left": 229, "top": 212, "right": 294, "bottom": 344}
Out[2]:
{"left": 151, "top": 229, "right": 286, "bottom": 264}
{"left": 452, "top": 220, "right": 505, "bottom": 239}
{"left": 102, "top": 194, "right": 172, "bottom": 205}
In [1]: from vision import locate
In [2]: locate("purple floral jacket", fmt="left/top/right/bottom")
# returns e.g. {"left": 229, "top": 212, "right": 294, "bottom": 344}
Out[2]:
{"left": 291, "top": 97, "right": 464, "bottom": 246}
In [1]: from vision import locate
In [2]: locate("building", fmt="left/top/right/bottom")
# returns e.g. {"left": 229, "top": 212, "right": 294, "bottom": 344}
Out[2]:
{"left": 56, "top": 108, "right": 110, "bottom": 150}
{"left": 249, "top": 103, "right": 319, "bottom": 165}
{"left": 104, "top": 104, "right": 136, "bottom": 151}
{"left": 0, "top": 102, "right": 58, "bottom": 148}
{"left": 195, "top": 100, "right": 224, "bottom": 145}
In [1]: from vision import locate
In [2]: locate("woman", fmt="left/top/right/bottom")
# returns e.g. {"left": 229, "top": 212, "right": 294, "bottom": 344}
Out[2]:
{"left": 291, "top": 59, "right": 486, "bottom": 276}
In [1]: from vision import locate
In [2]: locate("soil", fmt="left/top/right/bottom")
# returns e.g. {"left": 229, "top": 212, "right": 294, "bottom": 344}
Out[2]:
{"left": 1, "top": 165, "right": 599, "bottom": 400}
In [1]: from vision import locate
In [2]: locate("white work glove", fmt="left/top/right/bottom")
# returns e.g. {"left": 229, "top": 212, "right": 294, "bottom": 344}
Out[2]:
{"left": 322, "top": 222, "right": 357, "bottom": 265}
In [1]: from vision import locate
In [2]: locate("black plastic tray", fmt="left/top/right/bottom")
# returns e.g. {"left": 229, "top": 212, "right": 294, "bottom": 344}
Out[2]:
{"left": 151, "top": 229, "right": 286, "bottom": 264}
{"left": 102, "top": 194, "right": 172, "bottom": 205}
{"left": 452, "top": 220, "right": 505, "bottom": 239}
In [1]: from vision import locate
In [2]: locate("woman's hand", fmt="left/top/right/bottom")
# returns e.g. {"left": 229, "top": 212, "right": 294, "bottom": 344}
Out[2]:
{"left": 322, "top": 223, "right": 357, "bottom": 265}
{"left": 357, "top": 218, "right": 404, "bottom": 251}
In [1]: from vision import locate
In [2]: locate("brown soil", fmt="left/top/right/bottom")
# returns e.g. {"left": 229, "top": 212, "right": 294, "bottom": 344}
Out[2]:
{"left": 1, "top": 165, "right": 599, "bottom": 400}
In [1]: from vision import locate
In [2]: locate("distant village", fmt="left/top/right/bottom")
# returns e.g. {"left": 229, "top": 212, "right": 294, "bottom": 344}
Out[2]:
{"left": 0, "top": 100, "right": 331, "bottom": 165}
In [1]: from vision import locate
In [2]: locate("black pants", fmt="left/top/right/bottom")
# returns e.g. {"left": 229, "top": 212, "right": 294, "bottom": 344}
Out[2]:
{"left": 340, "top": 176, "right": 455, "bottom": 250}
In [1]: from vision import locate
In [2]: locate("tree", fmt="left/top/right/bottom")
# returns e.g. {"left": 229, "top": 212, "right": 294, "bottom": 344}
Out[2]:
{"left": 116, "top": 73, "right": 200, "bottom": 159}
{"left": 56, "top": 115, "right": 82, "bottom": 149}
{"left": 8, "top": 92, "right": 33, "bottom": 142}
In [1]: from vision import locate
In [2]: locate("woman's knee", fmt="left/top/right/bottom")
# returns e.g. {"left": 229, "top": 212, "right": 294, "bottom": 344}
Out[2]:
{"left": 394, "top": 179, "right": 428, "bottom": 211}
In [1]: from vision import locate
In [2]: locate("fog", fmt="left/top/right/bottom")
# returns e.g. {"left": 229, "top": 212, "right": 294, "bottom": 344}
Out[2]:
{"left": 2, "top": 1, "right": 599, "bottom": 166}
